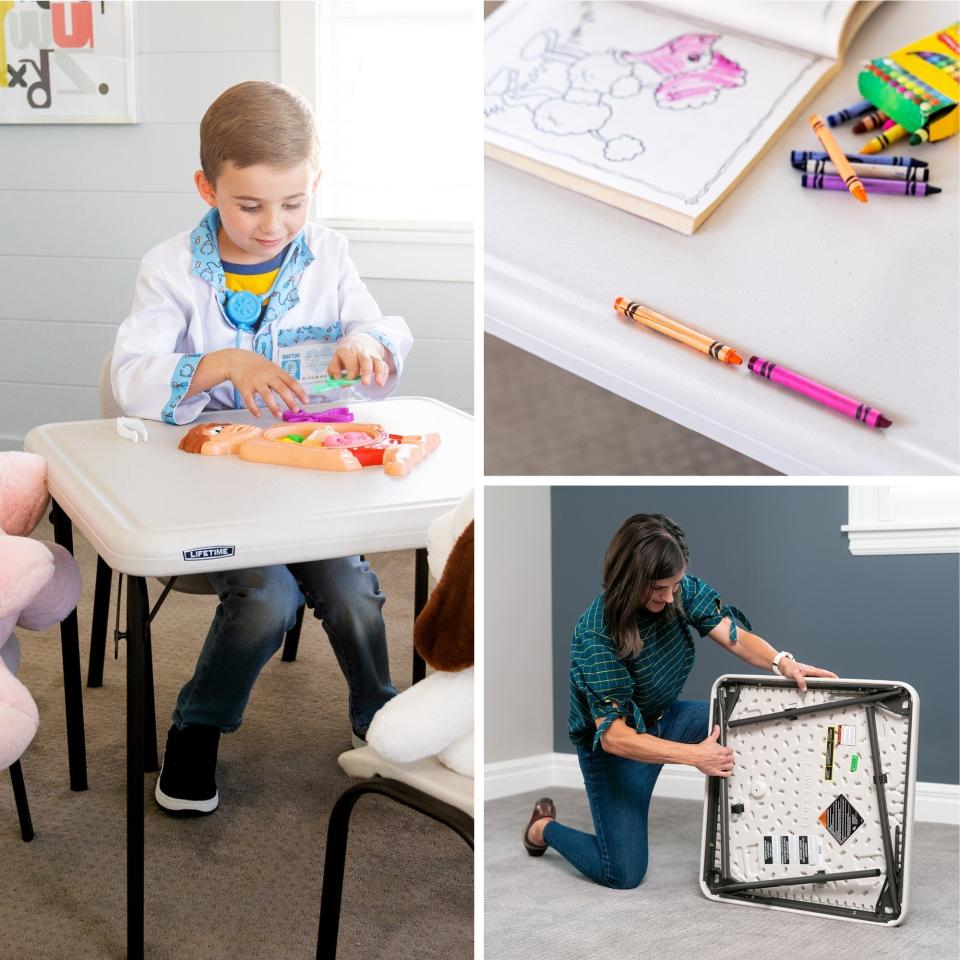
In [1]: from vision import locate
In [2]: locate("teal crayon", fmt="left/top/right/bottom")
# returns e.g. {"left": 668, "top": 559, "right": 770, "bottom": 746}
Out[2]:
{"left": 800, "top": 159, "right": 929, "bottom": 181}
{"left": 790, "top": 149, "right": 927, "bottom": 168}
{"left": 826, "top": 99, "right": 874, "bottom": 126}
{"left": 908, "top": 127, "right": 930, "bottom": 145}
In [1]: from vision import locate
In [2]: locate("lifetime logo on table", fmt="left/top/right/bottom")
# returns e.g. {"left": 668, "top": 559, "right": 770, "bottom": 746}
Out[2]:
{"left": 183, "top": 546, "right": 236, "bottom": 561}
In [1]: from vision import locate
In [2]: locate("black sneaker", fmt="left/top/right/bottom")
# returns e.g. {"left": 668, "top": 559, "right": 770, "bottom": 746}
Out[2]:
{"left": 155, "top": 724, "right": 221, "bottom": 814}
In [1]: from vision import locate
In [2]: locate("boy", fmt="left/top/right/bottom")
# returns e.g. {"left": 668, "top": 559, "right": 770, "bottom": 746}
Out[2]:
{"left": 112, "top": 81, "right": 412, "bottom": 814}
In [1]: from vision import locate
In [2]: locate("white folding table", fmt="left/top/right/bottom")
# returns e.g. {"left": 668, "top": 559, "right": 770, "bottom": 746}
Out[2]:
{"left": 24, "top": 395, "right": 474, "bottom": 960}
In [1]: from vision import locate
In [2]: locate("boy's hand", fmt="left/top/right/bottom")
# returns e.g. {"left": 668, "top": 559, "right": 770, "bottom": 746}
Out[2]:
{"left": 328, "top": 334, "right": 389, "bottom": 387}
{"left": 227, "top": 350, "right": 310, "bottom": 418}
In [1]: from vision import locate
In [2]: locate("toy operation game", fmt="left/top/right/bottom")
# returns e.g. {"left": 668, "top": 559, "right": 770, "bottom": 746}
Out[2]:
{"left": 700, "top": 675, "right": 918, "bottom": 925}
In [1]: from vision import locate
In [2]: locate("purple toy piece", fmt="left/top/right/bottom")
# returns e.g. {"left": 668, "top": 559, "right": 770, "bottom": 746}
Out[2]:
{"left": 282, "top": 407, "right": 355, "bottom": 423}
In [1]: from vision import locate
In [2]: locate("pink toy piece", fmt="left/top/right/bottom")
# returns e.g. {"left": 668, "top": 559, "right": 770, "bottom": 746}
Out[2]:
{"left": 323, "top": 431, "right": 373, "bottom": 447}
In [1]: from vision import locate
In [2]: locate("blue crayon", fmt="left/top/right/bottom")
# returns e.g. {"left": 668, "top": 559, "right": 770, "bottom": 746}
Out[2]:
{"left": 826, "top": 99, "right": 874, "bottom": 126}
{"left": 790, "top": 149, "right": 928, "bottom": 169}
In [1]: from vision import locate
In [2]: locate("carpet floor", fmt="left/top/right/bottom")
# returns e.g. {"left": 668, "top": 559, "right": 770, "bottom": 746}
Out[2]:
{"left": 485, "top": 787, "right": 958, "bottom": 960}
{"left": 1, "top": 519, "right": 473, "bottom": 960}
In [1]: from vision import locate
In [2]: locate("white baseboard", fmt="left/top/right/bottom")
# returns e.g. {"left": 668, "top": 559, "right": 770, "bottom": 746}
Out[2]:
{"left": 485, "top": 752, "right": 960, "bottom": 825}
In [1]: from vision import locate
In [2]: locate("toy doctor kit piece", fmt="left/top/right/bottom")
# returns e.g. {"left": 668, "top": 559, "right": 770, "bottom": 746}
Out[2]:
{"left": 178, "top": 421, "right": 440, "bottom": 477}
{"left": 116, "top": 417, "right": 148, "bottom": 443}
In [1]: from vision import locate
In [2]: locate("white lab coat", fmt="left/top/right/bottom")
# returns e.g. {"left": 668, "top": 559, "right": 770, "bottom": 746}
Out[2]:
{"left": 112, "top": 217, "right": 412, "bottom": 423}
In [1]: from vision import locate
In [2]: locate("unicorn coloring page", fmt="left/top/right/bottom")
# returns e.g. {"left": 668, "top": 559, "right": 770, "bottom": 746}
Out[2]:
{"left": 485, "top": 2, "right": 831, "bottom": 218}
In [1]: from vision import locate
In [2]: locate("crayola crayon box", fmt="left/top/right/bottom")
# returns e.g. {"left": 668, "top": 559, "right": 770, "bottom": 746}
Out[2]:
{"left": 858, "top": 22, "right": 959, "bottom": 141}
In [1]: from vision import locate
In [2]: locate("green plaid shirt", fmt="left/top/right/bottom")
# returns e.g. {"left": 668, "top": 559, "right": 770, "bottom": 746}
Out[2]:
{"left": 568, "top": 575, "right": 751, "bottom": 750}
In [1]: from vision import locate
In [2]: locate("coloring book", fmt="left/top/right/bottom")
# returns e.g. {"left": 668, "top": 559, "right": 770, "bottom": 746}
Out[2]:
{"left": 485, "top": 1, "right": 880, "bottom": 234}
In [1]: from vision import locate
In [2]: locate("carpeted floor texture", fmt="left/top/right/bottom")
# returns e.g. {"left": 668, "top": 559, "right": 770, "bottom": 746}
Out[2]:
{"left": 486, "top": 787, "right": 959, "bottom": 960}
{"left": 484, "top": 335, "right": 780, "bottom": 476}
{"left": 1, "top": 519, "right": 473, "bottom": 960}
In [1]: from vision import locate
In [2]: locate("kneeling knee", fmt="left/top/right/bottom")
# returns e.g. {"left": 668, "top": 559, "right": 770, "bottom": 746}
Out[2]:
{"left": 603, "top": 863, "right": 647, "bottom": 890}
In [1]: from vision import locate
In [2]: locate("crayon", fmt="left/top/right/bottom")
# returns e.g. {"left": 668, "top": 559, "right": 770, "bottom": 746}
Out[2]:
{"left": 852, "top": 111, "right": 888, "bottom": 133}
{"left": 861, "top": 123, "right": 909, "bottom": 153}
{"left": 790, "top": 150, "right": 928, "bottom": 168}
{"left": 908, "top": 127, "right": 930, "bottom": 145}
{"left": 801, "top": 174, "right": 940, "bottom": 196}
{"left": 826, "top": 98, "right": 875, "bottom": 126}
{"left": 747, "top": 356, "right": 891, "bottom": 428}
{"left": 880, "top": 118, "right": 896, "bottom": 130}
{"left": 613, "top": 298, "right": 742, "bottom": 365}
{"left": 807, "top": 114, "right": 868, "bottom": 202}
{"left": 799, "top": 159, "right": 929, "bottom": 181}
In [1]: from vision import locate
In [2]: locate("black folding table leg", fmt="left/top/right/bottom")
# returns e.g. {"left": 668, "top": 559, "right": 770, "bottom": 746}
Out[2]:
{"left": 88, "top": 555, "right": 112, "bottom": 688}
{"left": 126, "top": 574, "right": 148, "bottom": 960}
{"left": 281, "top": 603, "right": 305, "bottom": 662}
{"left": 50, "top": 499, "right": 88, "bottom": 792}
{"left": 142, "top": 622, "right": 159, "bottom": 773}
{"left": 412, "top": 547, "right": 429, "bottom": 684}
{"left": 9, "top": 759, "right": 34, "bottom": 842}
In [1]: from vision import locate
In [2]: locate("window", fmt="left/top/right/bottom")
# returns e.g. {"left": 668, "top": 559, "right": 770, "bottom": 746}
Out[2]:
{"left": 842, "top": 484, "right": 960, "bottom": 555}
{"left": 283, "top": 0, "right": 475, "bottom": 230}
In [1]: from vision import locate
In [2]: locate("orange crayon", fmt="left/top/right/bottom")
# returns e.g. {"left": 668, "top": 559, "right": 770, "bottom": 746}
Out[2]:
{"left": 614, "top": 297, "right": 743, "bottom": 364}
{"left": 807, "top": 114, "right": 868, "bottom": 202}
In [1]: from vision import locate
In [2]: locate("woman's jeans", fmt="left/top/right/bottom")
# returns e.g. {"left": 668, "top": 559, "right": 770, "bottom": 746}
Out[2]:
{"left": 172, "top": 556, "right": 396, "bottom": 736}
{"left": 543, "top": 699, "right": 709, "bottom": 889}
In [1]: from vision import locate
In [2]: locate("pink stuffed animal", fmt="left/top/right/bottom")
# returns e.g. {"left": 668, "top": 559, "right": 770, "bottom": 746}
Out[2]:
{"left": 0, "top": 452, "right": 82, "bottom": 771}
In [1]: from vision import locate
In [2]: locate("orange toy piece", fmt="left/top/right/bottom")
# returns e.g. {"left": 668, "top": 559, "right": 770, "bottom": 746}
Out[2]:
{"left": 178, "top": 422, "right": 264, "bottom": 455}
{"left": 180, "top": 421, "right": 440, "bottom": 477}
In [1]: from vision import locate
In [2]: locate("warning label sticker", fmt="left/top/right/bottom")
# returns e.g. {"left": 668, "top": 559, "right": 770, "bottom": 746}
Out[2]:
{"left": 824, "top": 725, "right": 835, "bottom": 781}
{"left": 762, "top": 834, "right": 823, "bottom": 866}
{"left": 837, "top": 724, "right": 857, "bottom": 746}
{"left": 819, "top": 794, "right": 864, "bottom": 845}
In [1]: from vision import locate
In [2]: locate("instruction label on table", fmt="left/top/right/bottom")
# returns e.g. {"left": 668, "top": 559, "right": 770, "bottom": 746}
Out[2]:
{"left": 819, "top": 794, "right": 864, "bottom": 845}
{"left": 762, "top": 834, "right": 823, "bottom": 866}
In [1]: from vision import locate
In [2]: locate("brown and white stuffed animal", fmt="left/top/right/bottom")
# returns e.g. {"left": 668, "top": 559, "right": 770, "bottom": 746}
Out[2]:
{"left": 366, "top": 491, "right": 474, "bottom": 777}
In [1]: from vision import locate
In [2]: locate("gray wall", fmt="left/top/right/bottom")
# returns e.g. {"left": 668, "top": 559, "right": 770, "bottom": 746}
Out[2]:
{"left": 0, "top": 2, "right": 472, "bottom": 451}
{"left": 485, "top": 486, "right": 554, "bottom": 763}
{"left": 551, "top": 486, "right": 960, "bottom": 784}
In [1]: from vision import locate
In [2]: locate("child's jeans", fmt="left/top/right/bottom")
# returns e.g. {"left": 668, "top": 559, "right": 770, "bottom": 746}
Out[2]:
{"left": 543, "top": 699, "right": 709, "bottom": 888}
{"left": 172, "top": 556, "right": 396, "bottom": 737}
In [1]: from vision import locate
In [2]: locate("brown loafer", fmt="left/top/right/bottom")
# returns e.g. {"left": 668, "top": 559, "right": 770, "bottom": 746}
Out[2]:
{"left": 522, "top": 797, "right": 556, "bottom": 857}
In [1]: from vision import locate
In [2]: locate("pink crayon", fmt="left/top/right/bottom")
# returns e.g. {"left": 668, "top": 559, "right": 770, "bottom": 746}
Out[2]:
{"left": 748, "top": 356, "right": 892, "bottom": 428}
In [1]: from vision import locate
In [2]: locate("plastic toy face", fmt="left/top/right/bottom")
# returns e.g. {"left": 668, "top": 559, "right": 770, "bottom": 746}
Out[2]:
{"left": 178, "top": 422, "right": 263, "bottom": 456}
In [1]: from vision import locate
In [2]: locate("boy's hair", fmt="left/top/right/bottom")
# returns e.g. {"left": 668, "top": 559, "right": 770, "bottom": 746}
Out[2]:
{"left": 199, "top": 81, "right": 321, "bottom": 183}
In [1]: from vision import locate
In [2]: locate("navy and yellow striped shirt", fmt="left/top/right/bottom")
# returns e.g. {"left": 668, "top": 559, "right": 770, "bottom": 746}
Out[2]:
{"left": 568, "top": 575, "right": 751, "bottom": 751}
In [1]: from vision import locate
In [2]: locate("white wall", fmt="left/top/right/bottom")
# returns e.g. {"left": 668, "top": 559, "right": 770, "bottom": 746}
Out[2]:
{"left": 0, "top": 1, "right": 472, "bottom": 451}
{"left": 485, "top": 486, "right": 553, "bottom": 763}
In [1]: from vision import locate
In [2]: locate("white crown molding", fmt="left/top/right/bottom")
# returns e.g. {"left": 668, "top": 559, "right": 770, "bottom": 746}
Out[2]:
{"left": 485, "top": 752, "right": 960, "bottom": 825}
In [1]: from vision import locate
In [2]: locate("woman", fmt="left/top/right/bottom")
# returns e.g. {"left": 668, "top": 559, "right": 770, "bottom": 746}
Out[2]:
{"left": 522, "top": 513, "right": 837, "bottom": 889}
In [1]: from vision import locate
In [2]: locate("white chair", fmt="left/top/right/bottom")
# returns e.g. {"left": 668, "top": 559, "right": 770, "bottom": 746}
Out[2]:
{"left": 316, "top": 746, "right": 474, "bottom": 958}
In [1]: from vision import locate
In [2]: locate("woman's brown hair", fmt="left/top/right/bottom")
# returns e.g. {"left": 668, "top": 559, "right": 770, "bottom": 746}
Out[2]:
{"left": 602, "top": 514, "right": 689, "bottom": 659}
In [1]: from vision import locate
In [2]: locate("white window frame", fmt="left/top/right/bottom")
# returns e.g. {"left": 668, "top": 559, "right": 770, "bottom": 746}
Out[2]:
{"left": 278, "top": 1, "right": 473, "bottom": 282}
{"left": 842, "top": 485, "right": 960, "bottom": 556}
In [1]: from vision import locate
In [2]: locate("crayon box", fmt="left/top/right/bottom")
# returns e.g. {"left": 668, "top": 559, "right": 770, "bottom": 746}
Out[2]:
{"left": 858, "top": 22, "right": 959, "bottom": 142}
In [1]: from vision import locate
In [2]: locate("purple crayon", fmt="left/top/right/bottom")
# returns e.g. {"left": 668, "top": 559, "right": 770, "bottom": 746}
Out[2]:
{"left": 790, "top": 150, "right": 927, "bottom": 168}
{"left": 748, "top": 356, "right": 891, "bottom": 428}
{"left": 801, "top": 174, "right": 940, "bottom": 196}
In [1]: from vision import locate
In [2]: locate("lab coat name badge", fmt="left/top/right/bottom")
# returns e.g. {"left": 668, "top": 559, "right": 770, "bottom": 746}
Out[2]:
{"left": 276, "top": 342, "right": 337, "bottom": 387}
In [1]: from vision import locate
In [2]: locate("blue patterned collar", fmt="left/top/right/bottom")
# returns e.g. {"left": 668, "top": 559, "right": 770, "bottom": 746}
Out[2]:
{"left": 189, "top": 208, "right": 316, "bottom": 327}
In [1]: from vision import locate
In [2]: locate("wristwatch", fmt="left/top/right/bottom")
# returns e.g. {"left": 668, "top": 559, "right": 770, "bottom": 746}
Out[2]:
{"left": 771, "top": 651, "right": 795, "bottom": 676}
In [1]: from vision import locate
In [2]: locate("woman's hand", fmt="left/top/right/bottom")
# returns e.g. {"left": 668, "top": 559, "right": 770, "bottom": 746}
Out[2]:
{"left": 227, "top": 350, "right": 309, "bottom": 418}
{"left": 328, "top": 334, "right": 389, "bottom": 387}
{"left": 778, "top": 658, "right": 839, "bottom": 693}
{"left": 690, "top": 725, "right": 735, "bottom": 777}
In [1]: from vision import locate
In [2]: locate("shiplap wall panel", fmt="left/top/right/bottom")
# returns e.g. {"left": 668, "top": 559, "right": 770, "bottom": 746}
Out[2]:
{"left": 135, "top": 2, "right": 279, "bottom": 53}
{"left": 365, "top": 279, "right": 472, "bottom": 341}
{"left": 0, "top": 258, "right": 139, "bottom": 324}
{"left": 0, "top": 1, "right": 473, "bottom": 451}
{"left": 0, "top": 125, "right": 199, "bottom": 193}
